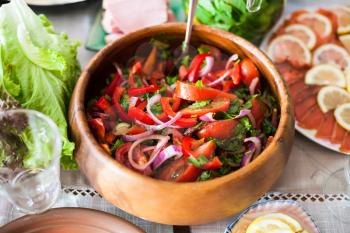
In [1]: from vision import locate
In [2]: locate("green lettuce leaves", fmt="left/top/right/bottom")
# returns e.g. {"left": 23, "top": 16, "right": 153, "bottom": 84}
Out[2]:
{"left": 0, "top": 0, "right": 80, "bottom": 169}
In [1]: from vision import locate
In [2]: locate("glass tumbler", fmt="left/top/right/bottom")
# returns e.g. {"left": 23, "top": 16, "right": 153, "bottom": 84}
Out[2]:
{"left": 0, "top": 109, "right": 62, "bottom": 214}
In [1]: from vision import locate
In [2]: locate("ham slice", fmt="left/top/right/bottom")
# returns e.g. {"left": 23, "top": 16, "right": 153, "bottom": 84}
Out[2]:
{"left": 103, "top": 0, "right": 167, "bottom": 34}
{"left": 316, "top": 111, "right": 335, "bottom": 140}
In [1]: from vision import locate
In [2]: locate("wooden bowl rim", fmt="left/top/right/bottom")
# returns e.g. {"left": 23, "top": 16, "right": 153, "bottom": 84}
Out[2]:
{"left": 71, "top": 22, "right": 292, "bottom": 189}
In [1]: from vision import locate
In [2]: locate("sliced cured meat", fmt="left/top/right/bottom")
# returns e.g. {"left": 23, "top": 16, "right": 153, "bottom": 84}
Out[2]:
{"left": 316, "top": 111, "right": 336, "bottom": 140}
{"left": 275, "top": 62, "right": 308, "bottom": 84}
{"left": 267, "top": 35, "right": 312, "bottom": 68}
{"left": 294, "top": 86, "right": 321, "bottom": 105}
{"left": 294, "top": 94, "right": 317, "bottom": 121}
{"left": 284, "top": 24, "right": 317, "bottom": 49}
{"left": 340, "top": 132, "right": 350, "bottom": 153}
{"left": 288, "top": 80, "right": 308, "bottom": 100}
{"left": 295, "top": 12, "right": 333, "bottom": 40}
{"left": 313, "top": 44, "right": 350, "bottom": 71}
{"left": 331, "top": 122, "right": 347, "bottom": 144}
{"left": 298, "top": 105, "right": 325, "bottom": 129}
{"left": 316, "top": 8, "right": 339, "bottom": 44}
{"left": 331, "top": 7, "right": 350, "bottom": 34}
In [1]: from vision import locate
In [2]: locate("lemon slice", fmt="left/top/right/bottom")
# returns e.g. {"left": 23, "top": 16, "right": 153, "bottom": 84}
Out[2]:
{"left": 335, "top": 103, "right": 350, "bottom": 131}
{"left": 313, "top": 44, "right": 350, "bottom": 71}
{"left": 296, "top": 13, "right": 332, "bottom": 38}
{"left": 246, "top": 218, "right": 294, "bottom": 233}
{"left": 340, "top": 34, "right": 350, "bottom": 53}
{"left": 305, "top": 64, "right": 346, "bottom": 87}
{"left": 346, "top": 68, "right": 350, "bottom": 93}
{"left": 284, "top": 24, "right": 317, "bottom": 50}
{"left": 259, "top": 213, "right": 303, "bottom": 232}
{"left": 267, "top": 35, "right": 311, "bottom": 67}
{"left": 333, "top": 7, "right": 350, "bottom": 34}
{"left": 317, "top": 86, "right": 350, "bottom": 113}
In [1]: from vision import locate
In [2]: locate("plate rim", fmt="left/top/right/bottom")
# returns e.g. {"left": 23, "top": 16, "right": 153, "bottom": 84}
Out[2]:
{"left": 24, "top": 0, "right": 86, "bottom": 6}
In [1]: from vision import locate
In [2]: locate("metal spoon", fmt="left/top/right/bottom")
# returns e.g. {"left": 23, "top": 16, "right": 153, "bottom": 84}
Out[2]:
{"left": 182, "top": 0, "right": 198, "bottom": 55}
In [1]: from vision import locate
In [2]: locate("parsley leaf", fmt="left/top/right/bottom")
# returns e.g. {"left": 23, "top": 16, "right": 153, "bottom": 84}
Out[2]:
{"left": 111, "top": 139, "right": 124, "bottom": 154}
{"left": 227, "top": 99, "right": 240, "bottom": 115}
{"left": 181, "top": 55, "right": 190, "bottom": 67}
{"left": 166, "top": 75, "right": 178, "bottom": 85}
{"left": 189, "top": 100, "right": 211, "bottom": 108}
{"left": 120, "top": 94, "right": 129, "bottom": 111}
{"left": 195, "top": 80, "right": 204, "bottom": 88}
{"left": 151, "top": 102, "right": 163, "bottom": 115}
{"left": 263, "top": 118, "right": 276, "bottom": 135}
{"left": 233, "top": 85, "right": 249, "bottom": 99}
{"left": 198, "top": 45, "right": 211, "bottom": 54}
{"left": 187, "top": 154, "right": 208, "bottom": 168}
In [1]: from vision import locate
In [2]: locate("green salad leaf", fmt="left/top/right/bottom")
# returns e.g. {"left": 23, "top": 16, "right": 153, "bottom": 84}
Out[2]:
{"left": 0, "top": 0, "right": 80, "bottom": 169}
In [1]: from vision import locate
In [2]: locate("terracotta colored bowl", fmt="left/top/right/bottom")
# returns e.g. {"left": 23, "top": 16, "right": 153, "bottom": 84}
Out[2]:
{"left": 69, "top": 23, "right": 294, "bottom": 225}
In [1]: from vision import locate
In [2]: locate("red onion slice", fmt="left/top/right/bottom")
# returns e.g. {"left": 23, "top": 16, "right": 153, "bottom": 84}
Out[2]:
{"left": 234, "top": 109, "right": 256, "bottom": 128}
{"left": 241, "top": 143, "right": 255, "bottom": 167}
{"left": 249, "top": 78, "right": 259, "bottom": 95}
{"left": 129, "top": 96, "right": 139, "bottom": 107}
{"left": 206, "top": 70, "right": 230, "bottom": 87}
{"left": 199, "top": 112, "right": 216, "bottom": 122}
{"left": 122, "top": 130, "right": 153, "bottom": 142}
{"left": 225, "top": 54, "right": 239, "bottom": 69}
{"left": 244, "top": 136, "right": 262, "bottom": 156}
{"left": 147, "top": 94, "right": 164, "bottom": 124}
{"left": 199, "top": 56, "right": 214, "bottom": 77}
{"left": 152, "top": 145, "right": 183, "bottom": 170}
{"left": 136, "top": 112, "right": 183, "bottom": 131}
{"left": 128, "top": 135, "right": 170, "bottom": 171}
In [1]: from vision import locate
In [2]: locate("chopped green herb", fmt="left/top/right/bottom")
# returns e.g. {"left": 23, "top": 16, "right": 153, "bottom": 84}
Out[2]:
{"left": 181, "top": 55, "right": 190, "bottom": 67}
{"left": 233, "top": 85, "right": 249, "bottom": 99}
{"left": 187, "top": 155, "right": 208, "bottom": 168}
{"left": 241, "top": 117, "right": 252, "bottom": 131}
{"left": 150, "top": 38, "right": 170, "bottom": 49}
{"left": 160, "top": 49, "right": 171, "bottom": 59}
{"left": 155, "top": 86, "right": 167, "bottom": 95}
{"left": 227, "top": 99, "right": 240, "bottom": 115}
{"left": 195, "top": 80, "right": 204, "bottom": 88}
{"left": 198, "top": 170, "right": 212, "bottom": 181}
{"left": 166, "top": 75, "right": 178, "bottom": 85}
{"left": 120, "top": 95, "right": 129, "bottom": 111}
{"left": 189, "top": 100, "right": 211, "bottom": 108}
{"left": 198, "top": 45, "right": 211, "bottom": 54}
{"left": 198, "top": 154, "right": 209, "bottom": 165}
{"left": 151, "top": 102, "right": 163, "bottom": 115}
{"left": 263, "top": 118, "right": 276, "bottom": 135}
{"left": 111, "top": 139, "right": 124, "bottom": 154}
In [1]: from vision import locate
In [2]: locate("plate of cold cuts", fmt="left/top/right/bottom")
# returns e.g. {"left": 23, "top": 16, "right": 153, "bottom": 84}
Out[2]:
{"left": 261, "top": 5, "right": 350, "bottom": 154}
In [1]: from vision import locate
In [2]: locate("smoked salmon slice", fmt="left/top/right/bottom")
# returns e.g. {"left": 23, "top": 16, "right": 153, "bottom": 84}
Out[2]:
{"left": 293, "top": 86, "right": 320, "bottom": 105}
{"left": 276, "top": 62, "right": 308, "bottom": 84}
{"left": 316, "top": 112, "right": 335, "bottom": 140}
{"left": 295, "top": 94, "right": 317, "bottom": 121}
{"left": 340, "top": 132, "right": 350, "bottom": 153}
{"left": 298, "top": 105, "right": 325, "bottom": 129}
{"left": 288, "top": 80, "right": 308, "bottom": 100}
{"left": 331, "top": 122, "right": 347, "bottom": 144}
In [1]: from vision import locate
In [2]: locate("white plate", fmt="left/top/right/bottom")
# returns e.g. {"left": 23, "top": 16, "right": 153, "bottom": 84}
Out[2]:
{"left": 260, "top": 5, "right": 350, "bottom": 155}
{"left": 25, "top": 0, "right": 86, "bottom": 6}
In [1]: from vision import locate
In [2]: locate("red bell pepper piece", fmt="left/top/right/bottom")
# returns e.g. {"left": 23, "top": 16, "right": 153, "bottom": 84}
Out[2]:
{"left": 127, "top": 106, "right": 155, "bottom": 125}
{"left": 95, "top": 96, "right": 111, "bottom": 112}
{"left": 182, "top": 137, "right": 205, "bottom": 158}
{"left": 128, "top": 85, "right": 160, "bottom": 96}
{"left": 202, "top": 156, "right": 222, "bottom": 170}
{"left": 180, "top": 98, "right": 231, "bottom": 117}
{"left": 128, "top": 61, "right": 143, "bottom": 88}
{"left": 230, "top": 63, "right": 241, "bottom": 85}
{"left": 127, "top": 125, "right": 146, "bottom": 135}
{"left": 136, "top": 100, "right": 147, "bottom": 110}
{"left": 202, "top": 73, "right": 223, "bottom": 90}
{"left": 112, "top": 87, "right": 132, "bottom": 123}
{"left": 105, "top": 72, "right": 121, "bottom": 96}
{"left": 197, "top": 119, "right": 239, "bottom": 139}
{"left": 160, "top": 97, "right": 197, "bottom": 127}
{"left": 185, "top": 53, "right": 210, "bottom": 82}
{"left": 88, "top": 118, "right": 105, "bottom": 142}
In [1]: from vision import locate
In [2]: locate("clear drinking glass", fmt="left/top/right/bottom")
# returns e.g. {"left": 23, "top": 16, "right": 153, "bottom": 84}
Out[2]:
{"left": 323, "top": 159, "right": 350, "bottom": 223}
{"left": 0, "top": 109, "right": 61, "bottom": 214}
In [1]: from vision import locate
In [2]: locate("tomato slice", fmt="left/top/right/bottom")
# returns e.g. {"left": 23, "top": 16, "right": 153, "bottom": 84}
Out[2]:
{"left": 160, "top": 97, "right": 197, "bottom": 127}
{"left": 240, "top": 58, "right": 260, "bottom": 86}
{"left": 251, "top": 98, "right": 266, "bottom": 129}
{"left": 197, "top": 119, "right": 238, "bottom": 139}
{"left": 180, "top": 98, "right": 230, "bottom": 117}
{"left": 95, "top": 96, "right": 111, "bottom": 112}
{"left": 174, "top": 117, "right": 197, "bottom": 128}
{"left": 127, "top": 125, "right": 146, "bottom": 135}
{"left": 230, "top": 63, "right": 241, "bottom": 85}
{"left": 201, "top": 73, "right": 223, "bottom": 90}
{"left": 127, "top": 107, "right": 154, "bottom": 124}
{"left": 202, "top": 156, "right": 222, "bottom": 170}
{"left": 174, "top": 81, "right": 238, "bottom": 101}
{"left": 88, "top": 118, "right": 105, "bottom": 142}
{"left": 112, "top": 87, "right": 133, "bottom": 123}
{"left": 182, "top": 137, "right": 205, "bottom": 158}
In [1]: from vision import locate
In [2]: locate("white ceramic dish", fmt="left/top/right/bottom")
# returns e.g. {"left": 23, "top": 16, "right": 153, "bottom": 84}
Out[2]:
{"left": 25, "top": 0, "right": 86, "bottom": 6}
{"left": 260, "top": 5, "right": 350, "bottom": 155}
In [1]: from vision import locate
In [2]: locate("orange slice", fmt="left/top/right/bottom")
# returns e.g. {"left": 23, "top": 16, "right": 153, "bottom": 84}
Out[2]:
{"left": 267, "top": 35, "right": 311, "bottom": 68}
{"left": 313, "top": 44, "right": 350, "bottom": 70}
{"left": 296, "top": 13, "right": 333, "bottom": 38}
{"left": 284, "top": 24, "right": 317, "bottom": 50}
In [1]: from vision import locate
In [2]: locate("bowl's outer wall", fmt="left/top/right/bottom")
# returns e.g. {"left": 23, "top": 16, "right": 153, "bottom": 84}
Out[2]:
{"left": 69, "top": 23, "right": 294, "bottom": 225}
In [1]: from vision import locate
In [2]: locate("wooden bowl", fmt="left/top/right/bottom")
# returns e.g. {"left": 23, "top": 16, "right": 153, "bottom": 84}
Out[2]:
{"left": 69, "top": 23, "right": 294, "bottom": 225}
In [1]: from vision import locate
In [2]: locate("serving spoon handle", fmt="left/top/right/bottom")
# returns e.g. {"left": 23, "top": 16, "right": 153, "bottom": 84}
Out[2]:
{"left": 182, "top": 0, "right": 197, "bottom": 55}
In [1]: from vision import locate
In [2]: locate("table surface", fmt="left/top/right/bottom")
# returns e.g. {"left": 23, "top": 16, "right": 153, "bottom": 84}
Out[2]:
{"left": 2, "top": 0, "right": 350, "bottom": 232}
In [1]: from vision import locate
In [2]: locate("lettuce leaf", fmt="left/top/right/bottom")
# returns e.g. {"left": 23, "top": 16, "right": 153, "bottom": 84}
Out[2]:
{"left": 0, "top": 0, "right": 80, "bottom": 169}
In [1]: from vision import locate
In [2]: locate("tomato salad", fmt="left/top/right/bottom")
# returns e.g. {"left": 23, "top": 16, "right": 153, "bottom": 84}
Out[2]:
{"left": 87, "top": 41, "right": 279, "bottom": 182}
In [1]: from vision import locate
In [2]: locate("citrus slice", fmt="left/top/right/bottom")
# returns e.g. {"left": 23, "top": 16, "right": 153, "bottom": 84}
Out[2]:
{"left": 313, "top": 44, "right": 350, "bottom": 70}
{"left": 340, "top": 34, "right": 350, "bottom": 53}
{"left": 332, "top": 7, "right": 350, "bottom": 34}
{"left": 284, "top": 24, "right": 317, "bottom": 49}
{"left": 258, "top": 213, "right": 303, "bottom": 232}
{"left": 267, "top": 35, "right": 311, "bottom": 68}
{"left": 346, "top": 68, "right": 350, "bottom": 93}
{"left": 296, "top": 13, "right": 333, "bottom": 38}
{"left": 334, "top": 103, "right": 350, "bottom": 131}
{"left": 246, "top": 217, "right": 294, "bottom": 233}
{"left": 305, "top": 64, "right": 346, "bottom": 87}
{"left": 317, "top": 86, "right": 350, "bottom": 113}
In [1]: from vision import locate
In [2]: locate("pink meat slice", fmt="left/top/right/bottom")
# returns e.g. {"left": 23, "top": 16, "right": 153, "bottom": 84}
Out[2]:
{"left": 316, "top": 111, "right": 335, "bottom": 140}
{"left": 293, "top": 86, "right": 321, "bottom": 105}
{"left": 331, "top": 122, "right": 347, "bottom": 144}
{"left": 288, "top": 80, "right": 308, "bottom": 99}
{"left": 103, "top": 0, "right": 167, "bottom": 33}
{"left": 295, "top": 94, "right": 318, "bottom": 121}
{"left": 275, "top": 62, "right": 308, "bottom": 85}
{"left": 298, "top": 105, "right": 325, "bottom": 129}
{"left": 340, "top": 132, "right": 350, "bottom": 153}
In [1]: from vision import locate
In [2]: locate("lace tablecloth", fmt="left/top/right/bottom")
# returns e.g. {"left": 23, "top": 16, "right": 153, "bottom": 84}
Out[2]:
{"left": 1, "top": 0, "right": 350, "bottom": 232}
